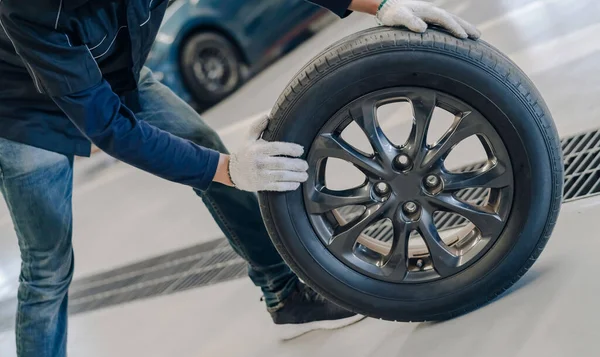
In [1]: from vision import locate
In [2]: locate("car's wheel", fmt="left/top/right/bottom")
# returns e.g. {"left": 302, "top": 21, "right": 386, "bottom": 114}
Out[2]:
{"left": 258, "top": 27, "right": 563, "bottom": 322}
{"left": 180, "top": 32, "right": 242, "bottom": 106}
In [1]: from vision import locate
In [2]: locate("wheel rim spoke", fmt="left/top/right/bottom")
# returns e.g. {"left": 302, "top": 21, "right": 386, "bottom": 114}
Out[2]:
{"left": 418, "top": 209, "right": 460, "bottom": 277}
{"left": 405, "top": 92, "right": 436, "bottom": 162}
{"left": 443, "top": 161, "right": 512, "bottom": 191}
{"left": 349, "top": 101, "right": 396, "bottom": 165}
{"left": 306, "top": 184, "right": 375, "bottom": 214}
{"left": 312, "top": 133, "right": 388, "bottom": 179}
{"left": 425, "top": 195, "right": 504, "bottom": 237}
{"left": 329, "top": 202, "right": 389, "bottom": 255}
{"left": 382, "top": 218, "right": 413, "bottom": 280}
{"left": 423, "top": 112, "right": 482, "bottom": 169}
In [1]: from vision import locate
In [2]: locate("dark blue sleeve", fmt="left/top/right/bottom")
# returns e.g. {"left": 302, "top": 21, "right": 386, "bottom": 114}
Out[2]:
{"left": 0, "top": 1, "right": 220, "bottom": 190}
{"left": 54, "top": 81, "right": 221, "bottom": 190}
{"left": 307, "top": 0, "right": 353, "bottom": 18}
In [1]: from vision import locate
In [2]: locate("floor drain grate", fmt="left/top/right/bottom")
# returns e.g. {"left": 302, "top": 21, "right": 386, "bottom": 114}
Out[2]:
{"left": 0, "top": 238, "right": 248, "bottom": 332}
{"left": 562, "top": 129, "right": 600, "bottom": 201}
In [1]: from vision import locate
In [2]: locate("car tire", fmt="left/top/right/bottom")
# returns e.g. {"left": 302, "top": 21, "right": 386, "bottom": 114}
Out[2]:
{"left": 258, "top": 27, "right": 563, "bottom": 322}
{"left": 180, "top": 32, "right": 242, "bottom": 107}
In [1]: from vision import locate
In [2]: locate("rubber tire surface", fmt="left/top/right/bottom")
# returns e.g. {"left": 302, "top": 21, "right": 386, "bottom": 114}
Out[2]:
{"left": 258, "top": 27, "right": 563, "bottom": 322}
{"left": 180, "top": 32, "right": 242, "bottom": 106}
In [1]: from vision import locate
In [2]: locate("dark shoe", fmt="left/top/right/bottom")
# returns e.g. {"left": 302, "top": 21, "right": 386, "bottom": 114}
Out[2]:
{"left": 269, "top": 282, "right": 365, "bottom": 340}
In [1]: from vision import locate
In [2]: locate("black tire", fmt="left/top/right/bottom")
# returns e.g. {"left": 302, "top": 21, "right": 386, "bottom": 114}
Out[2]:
{"left": 258, "top": 27, "right": 563, "bottom": 322}
{"left": 180, "top": 32, "right": 242, "bottom": 106}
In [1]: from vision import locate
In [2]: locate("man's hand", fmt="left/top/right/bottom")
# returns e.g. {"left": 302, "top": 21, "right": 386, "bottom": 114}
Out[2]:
{"left": 350, "top": 0, "right": 480, "bottom": 39}
{"left": 214, "top": 114, "right": 309, "bottom": 192}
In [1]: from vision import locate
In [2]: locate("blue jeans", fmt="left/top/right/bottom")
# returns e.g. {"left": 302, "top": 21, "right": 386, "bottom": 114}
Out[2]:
{"left": 0, "top": 67, "right": 298, "bottom": 357}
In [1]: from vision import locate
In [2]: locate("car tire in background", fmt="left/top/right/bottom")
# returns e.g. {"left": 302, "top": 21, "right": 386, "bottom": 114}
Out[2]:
{"left": 258, "top": 27, "right": 563, "bottom": 322}
{"left": 180, "top": 32, "right": 243, "bottom": 108}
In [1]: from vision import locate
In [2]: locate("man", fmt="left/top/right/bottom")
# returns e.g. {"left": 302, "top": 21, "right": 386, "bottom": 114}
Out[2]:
{"left": 0, "top": 0, "right": 479, "bottom": 355}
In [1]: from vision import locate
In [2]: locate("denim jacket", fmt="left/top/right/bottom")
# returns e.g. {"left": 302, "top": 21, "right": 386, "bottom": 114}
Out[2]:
{"left": 0, "top": 0, "right": 351, "bottom": 190}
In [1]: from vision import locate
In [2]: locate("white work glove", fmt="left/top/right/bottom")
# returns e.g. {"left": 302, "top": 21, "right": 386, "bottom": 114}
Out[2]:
{"left": 228, "top": 114, "right": 309, "bottom": 192}
{"left": 376, "top": 0, "right": 480, "bottom": 39}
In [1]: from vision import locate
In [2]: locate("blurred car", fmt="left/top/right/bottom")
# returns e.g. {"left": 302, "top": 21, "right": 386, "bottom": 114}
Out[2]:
{"left": 145, "top": 0, "right": 334, "bottom": 110}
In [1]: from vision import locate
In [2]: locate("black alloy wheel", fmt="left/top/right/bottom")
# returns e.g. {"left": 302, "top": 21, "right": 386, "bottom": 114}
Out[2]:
{"left": 304, "top": 87, "right": 514, "bottom": 284}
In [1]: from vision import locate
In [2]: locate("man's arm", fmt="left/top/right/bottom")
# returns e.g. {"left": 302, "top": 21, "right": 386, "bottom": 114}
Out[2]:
{"left": 0, "top": 2, "right": 225, "bottom": 190}
{"left": 348, "top": 0, "right": 379, "bottom": 15}
{"left": 0, "top": 2, "right": 309, "bottom": 192}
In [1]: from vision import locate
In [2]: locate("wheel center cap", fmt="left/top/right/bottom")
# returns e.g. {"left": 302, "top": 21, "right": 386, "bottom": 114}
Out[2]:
{"left": 389, "top": 172, "right": 424, "bottom": 201}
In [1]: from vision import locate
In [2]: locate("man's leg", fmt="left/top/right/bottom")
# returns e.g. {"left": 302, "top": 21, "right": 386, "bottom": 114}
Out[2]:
{"left": 127, "top": 67, "right": 298, "bottom": 309}
{"left": 0, "top": 138, "right": 74, "bottom": 357}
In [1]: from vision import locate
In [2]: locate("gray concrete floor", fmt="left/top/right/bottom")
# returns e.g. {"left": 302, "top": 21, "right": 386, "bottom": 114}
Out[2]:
{"left": 2, "top": 0, "right": 600, "bottom": 355}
